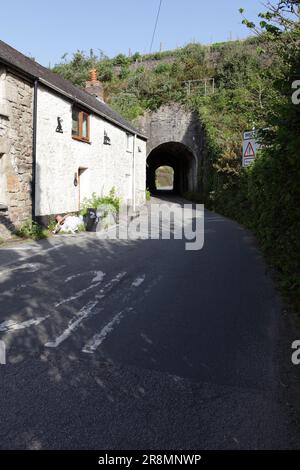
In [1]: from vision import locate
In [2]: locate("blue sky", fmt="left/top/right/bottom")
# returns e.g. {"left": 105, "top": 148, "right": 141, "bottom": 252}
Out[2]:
{"left": 1, "top": 0, "right": 263, "bottom": 66}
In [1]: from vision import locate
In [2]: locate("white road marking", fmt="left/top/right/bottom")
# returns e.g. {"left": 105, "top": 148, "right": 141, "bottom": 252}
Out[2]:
{"left": 55, "top": 279, "right": 105, "bottom": 307}
{"left": 82, "top": 272, "right": 146, "bottom": 354}
{"left": 64, "top": 270, "right": 105, "bottom": 284}
{"left": 131, "top": 275, "right": 146, "bottom": 288}
{"left": 0, "top": 265, "right": 67, "bottom": 297}
{"left": 95, "top": 272, "right": 127, "bottom": 300}
{"left": 45, "top": 272, "right": 127, "bottom": 347}
{"left": 143, "top": 275, "right": 163, "bottom": 295}
{"left": 45, "top": 301, "right": 99, "bottom": 348}
{"left": 92, "top": 271, "right": 105, "bottom": 283}
{"left": 0, "top": 262, "right": 43, "bottom": 277}
{"left": 1, "top": 284, "right": 27, "bottom": 296}
{"left": 0, "top": 315, "right": 50, "bottom": 332}
{"left": 52, "top": 264, "right": 67, "bottom": 273}
{"left": 0, "top": 272, "right": 126, "bottom": 339}
{"left": 82, "top": 307, "right": 133, "bottom": 354}
{"left": 0, "top": 244, "right": 65, "bottom": 271}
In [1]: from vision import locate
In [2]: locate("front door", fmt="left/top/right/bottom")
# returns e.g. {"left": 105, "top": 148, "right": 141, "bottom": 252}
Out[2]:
{"left": 78, "top": 167, "right": 89, "bottom": 210}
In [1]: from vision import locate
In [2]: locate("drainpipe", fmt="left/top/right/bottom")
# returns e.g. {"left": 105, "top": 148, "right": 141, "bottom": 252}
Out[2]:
{"left": 32, "top": 79, "right": 38, "bottom": 221}
{"left": 132, "top": 134, "right": 137, "bottom": 213}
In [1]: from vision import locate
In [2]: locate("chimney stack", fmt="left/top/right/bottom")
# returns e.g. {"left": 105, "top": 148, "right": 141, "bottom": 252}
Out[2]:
{"left": 85, "top": 69, "right": 104, "bottom": 102}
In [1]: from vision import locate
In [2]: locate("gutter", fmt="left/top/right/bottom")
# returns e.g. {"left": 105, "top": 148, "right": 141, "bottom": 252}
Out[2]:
{"left": 32, "top": 79, "right": 38, "bottom": 221}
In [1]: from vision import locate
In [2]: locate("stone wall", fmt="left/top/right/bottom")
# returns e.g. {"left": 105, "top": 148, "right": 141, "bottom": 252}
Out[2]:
{"left": 113, "top": 55, "right": 176, "bottom": 75}
{"left": 0, "top": 67, "right": 33, "bottom": 238}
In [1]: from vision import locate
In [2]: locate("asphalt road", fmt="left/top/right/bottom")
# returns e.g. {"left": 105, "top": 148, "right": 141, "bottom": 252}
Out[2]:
{"left": 0, "top": 196, "right": 299, "bottom": 450}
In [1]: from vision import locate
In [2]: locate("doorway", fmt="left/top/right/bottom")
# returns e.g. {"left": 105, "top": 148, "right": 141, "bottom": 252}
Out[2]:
{"left": 78, "top": 167, "right": 89, "bottom": 210}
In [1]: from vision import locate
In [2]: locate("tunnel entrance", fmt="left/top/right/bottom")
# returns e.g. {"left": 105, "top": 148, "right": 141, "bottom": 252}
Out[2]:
{"left": 146, "top": 142, "right": 197, "bottom": 195}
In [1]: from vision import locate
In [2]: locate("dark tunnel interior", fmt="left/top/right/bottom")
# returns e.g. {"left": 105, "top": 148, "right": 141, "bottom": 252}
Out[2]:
{"left": 146, "top": 142, "right": 197, "bottom": 195}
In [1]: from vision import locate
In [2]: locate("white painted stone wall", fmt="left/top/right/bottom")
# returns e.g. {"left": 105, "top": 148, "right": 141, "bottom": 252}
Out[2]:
{"left": 35, "top": 85, "right": 146, "bottom": 217}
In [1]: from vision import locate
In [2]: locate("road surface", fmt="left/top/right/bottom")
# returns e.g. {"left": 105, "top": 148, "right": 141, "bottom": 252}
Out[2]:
{"left": 0, "top": 196, "right": 299, "bottom": 450}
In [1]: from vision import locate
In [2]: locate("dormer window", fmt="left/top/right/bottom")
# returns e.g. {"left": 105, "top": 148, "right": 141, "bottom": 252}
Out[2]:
{"left": 72, "top": 107, "right": 90, "bottom": 142}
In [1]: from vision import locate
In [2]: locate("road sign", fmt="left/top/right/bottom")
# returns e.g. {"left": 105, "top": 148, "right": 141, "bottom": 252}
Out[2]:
{"left": 242, "top": 129, "right": 263, "bottom": 167}
{"left": 244, "top": 141, "right": 255, "bottom": 157}
{"left": 243, "top": 130, "right": 257, "bottom": 140}
{"left": 243, "top": 138, "right": 257, "bottom": 167}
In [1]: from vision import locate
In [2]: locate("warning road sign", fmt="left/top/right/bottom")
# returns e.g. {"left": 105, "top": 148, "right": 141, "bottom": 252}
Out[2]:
{"left": 242, "top": 131, "right": 260, "bottom": 167}
{"left": 243, "top": 138, "right": 257, "bottom": 166}
{"left": 244, "top": 141, "right": 255, "bottom": 158}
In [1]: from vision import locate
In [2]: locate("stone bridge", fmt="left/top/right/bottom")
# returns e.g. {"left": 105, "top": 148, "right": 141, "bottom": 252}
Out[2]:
{"left": 138, "top": 104, "right": 206, "bottom": 195}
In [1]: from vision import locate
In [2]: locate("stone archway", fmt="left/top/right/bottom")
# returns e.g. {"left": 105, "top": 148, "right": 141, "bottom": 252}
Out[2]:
{"left": 138, "top": 104, "right": 206, "bottom": 196}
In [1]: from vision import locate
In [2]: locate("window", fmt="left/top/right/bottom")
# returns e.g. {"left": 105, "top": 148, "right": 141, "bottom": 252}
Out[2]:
{"left": 126, "top": 133, "right": 133, "bottom": 152}
{"left": 72, "top": 108, "right": 90, "bottom": 142}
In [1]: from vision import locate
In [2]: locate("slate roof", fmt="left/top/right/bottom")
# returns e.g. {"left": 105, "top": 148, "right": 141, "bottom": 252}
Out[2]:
{"left": 0, "top": 40, "right": 147, "bottom": 139}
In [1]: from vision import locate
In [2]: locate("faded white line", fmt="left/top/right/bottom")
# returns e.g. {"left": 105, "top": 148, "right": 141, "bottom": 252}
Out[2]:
{"left": 0, "top": 315, "right": 50, "bottom": 332}
{"left": 1, "top": 284, "right": 27, "bottom": 297}
{"left": 95, "top": 272, "right": 127, "bottom": 300}
{"left": 92, "top": 271, "right": 105, "bottom": 283}
{"left": 45, "top": 301, "right": 99, "bottom": 348}
{"left": 0, "top": 272, "right": 126, "bottom": 338}
{"left": 144, "top": 275, "right": 163, "bottom": 295}
{"left": 131, "top": 275, "right": 146, "bottom": 288}
{"left": 46, "top": 273, "right": 127, "bottom": 347}
{"left": 55, "top": 275, "right": 106, "bottom": 308}
{"left": 56, "top": 271, "right": 125, "bottom": 307}
{"left": 64, "top": 270, "right": 105, "bottom": 284}
{"left": 0, "top": 265, "right": 67, "bottom": 297}
{"left": 52, "top": 264, "right": 67, "bottom": 273}
{"left": 0, "top": 244, "right": 65, "bottom": 270}
{"left": 0, "top": 262, "right": 43, "bottom": 277}
{"left": 82, "top": 307, "right": 133, "bottom": 354}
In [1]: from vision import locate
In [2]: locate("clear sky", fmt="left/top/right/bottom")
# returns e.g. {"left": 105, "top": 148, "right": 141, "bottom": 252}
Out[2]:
{"left": 1, "top": 0, "right": 264, "bottom": 66}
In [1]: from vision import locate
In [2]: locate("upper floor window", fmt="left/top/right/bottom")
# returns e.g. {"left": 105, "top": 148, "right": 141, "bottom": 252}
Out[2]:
{"left": 72, "top": 107, "right": 90, "bottom": 142}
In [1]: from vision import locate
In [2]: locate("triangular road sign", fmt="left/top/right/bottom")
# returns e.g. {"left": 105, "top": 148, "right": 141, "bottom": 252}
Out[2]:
{"left": 244, "top": 142, "right": 255, "bottom": 158}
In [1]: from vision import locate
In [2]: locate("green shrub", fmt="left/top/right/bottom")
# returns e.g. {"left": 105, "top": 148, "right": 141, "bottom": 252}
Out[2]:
{"left": 47, "top": 216, "right": 57, "bottom": 232}
{"left": 80, "top": 188, "right": 121, "bottom": 217}
{"left": 145, "top": 188, "right": 151, "bottom": 201}
{"left": 16, "top": 220, "right": 48, "bottom": 240}
{"left": 113, "top": 54, "right": 129, "bottom": 66}
{"left": 154, "top": 63, "right": 172, "bottom": 74}
{"left": 78, "top": 223, "right": 86, "bottom": 232}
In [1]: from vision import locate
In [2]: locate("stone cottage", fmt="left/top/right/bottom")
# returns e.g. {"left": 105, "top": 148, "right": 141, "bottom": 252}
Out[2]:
{"left": 0, "top": 40, "right": 147, "bottom": 237}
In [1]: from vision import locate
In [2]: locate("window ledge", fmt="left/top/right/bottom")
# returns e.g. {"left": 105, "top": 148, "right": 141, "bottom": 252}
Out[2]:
{"left": 72, "top": 136, "right": 91, "bottom": 144}
{"left": 0, "top": 204, "right": 8, "bottom": 212}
